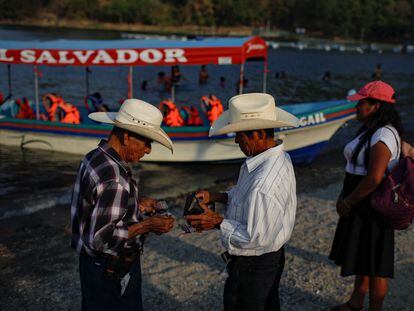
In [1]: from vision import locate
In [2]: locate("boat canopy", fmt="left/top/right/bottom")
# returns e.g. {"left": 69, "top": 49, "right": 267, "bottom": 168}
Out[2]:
{"left": 0, "top": 36, "right": 267, "bottom": 66}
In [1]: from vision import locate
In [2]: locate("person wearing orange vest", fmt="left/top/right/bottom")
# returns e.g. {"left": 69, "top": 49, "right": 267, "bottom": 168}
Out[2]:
{"left": 42, "top": 93, "right": 81, "bottom": 124}
{"left": 181, "top": 106, "right": 204, "bottom": 126}
{"left": 43, "top": 93, "right": 63, "bottom": 122}
{"left": 201, "top": 94, "right": 223, "bottom": 125}
{"left": 159, "top": 99, "right": 184, "bottom": 127}
{"left": 59, "top": 101, "right": 81, "bottom": 124}
{"left": 15, "top": 97, "right": 35, "bottom": 119}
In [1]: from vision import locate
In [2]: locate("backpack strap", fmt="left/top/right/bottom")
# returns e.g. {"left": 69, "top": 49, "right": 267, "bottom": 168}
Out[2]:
{"left": 385, "top": 126, "right": 401, "bottom": 160}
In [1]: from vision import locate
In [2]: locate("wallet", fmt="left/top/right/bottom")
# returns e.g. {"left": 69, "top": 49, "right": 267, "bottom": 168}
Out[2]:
{"left": 183, "top": 193, "right": 205, "bottom": 216}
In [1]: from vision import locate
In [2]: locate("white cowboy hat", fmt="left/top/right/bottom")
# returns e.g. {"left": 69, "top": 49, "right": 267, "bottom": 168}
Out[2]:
{"left": 209, "top": 93, "right": 299, "bottom": 137}
{"left": 89, "top": 99, "right": 173, "bottom": 152}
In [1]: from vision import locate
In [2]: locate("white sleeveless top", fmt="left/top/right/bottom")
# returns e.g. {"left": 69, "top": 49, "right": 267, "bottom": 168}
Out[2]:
{"left": 344, "top": 125, "right": 401, "bottom": 176}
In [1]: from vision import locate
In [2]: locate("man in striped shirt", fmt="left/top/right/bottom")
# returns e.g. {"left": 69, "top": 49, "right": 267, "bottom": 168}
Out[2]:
{"left": 71, "top": 99, "right": 175, "bottom": 311}
{"left": 186, "top": 93, "right": 299, "bottom": 311}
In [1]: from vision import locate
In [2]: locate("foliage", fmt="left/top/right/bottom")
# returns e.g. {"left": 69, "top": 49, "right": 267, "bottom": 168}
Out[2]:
{"left": 0, "top": 0, "right": 413, "bottom": 41}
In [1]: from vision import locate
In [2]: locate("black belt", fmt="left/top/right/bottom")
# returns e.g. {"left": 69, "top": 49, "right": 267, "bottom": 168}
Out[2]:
{"left": 81, "top": 249, "right": 140, "bottom": 282}
{"left": 80, "top": 247, "right": 140, "bottom": 261}
{"left": 221, "top": 247, "right": 285, "bottom": 264}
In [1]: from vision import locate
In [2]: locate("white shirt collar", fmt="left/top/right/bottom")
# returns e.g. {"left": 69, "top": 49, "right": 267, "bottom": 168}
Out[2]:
{"left": 245, "top": 143, "right": 284, "bottom": 173}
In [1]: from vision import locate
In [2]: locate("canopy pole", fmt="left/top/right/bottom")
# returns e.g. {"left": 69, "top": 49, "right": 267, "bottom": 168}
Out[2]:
{"left": 171, "top": 84, "right": 175, "bottom": 102}
{"left": 34, "top": 66, "right": 40, "bottom": 120}
{"left": 170, "top": 66, "right": 175, "bottom": 102}
{"left": 128, "top": 66, "right": 133, "bottom": 98}
{"left": 7, "top": 64, "right": 12, "bottom": 97}
{"left": 239, "top": 63, "right": 245, "bottom": 94}
{"left": 262, "top": 59, "right": 268, "bottom": 93}
{"left": 85, "top": 67, "right": 90, "bottom": 96}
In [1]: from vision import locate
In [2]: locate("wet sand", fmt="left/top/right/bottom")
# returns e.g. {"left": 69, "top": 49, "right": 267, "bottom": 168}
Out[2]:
{"left": 1, "top": 143, "right": 414, "bottom": 310}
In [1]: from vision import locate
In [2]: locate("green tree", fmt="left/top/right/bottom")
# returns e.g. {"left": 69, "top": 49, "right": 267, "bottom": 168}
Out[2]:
{"left": 184, "top": 0, "right": 215, "bottom": 27}
{"left": 0, "top": 0, "right": 413, "bottom": 41}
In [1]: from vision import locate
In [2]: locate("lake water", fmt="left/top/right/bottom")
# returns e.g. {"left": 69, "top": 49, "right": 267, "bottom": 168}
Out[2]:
{"left": 1, "top": 25, "right": 414, "bottom": 108}
{"left": 1, "top": 25, "right": 414, "bottom": 218}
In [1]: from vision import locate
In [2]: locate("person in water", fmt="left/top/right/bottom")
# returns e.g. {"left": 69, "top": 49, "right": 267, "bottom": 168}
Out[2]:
{"left": 199, "top": 65, "right": 209, "bottom": 84}
{"left": 322, "top": 71, "right": 332, "bottom": 81}
{"left": 235, "top": 77, "right": 248, "bottom": 93}
{"left": 141, "top": 80, "right": 148, "bottom": 91}
{"left": 157, "top": 72, "right": 171, "bottom": 92}
{"left": 372, "top": 64, "right": 382, "bottom": 79}
{"left": 275, "top": 71, "right": 288, "bottom": 80}
{"left": 171, "top": 65, "right": 182, "bottom": 84}
{"left": 219, "top": 76, "right": 226, "bottom": 88}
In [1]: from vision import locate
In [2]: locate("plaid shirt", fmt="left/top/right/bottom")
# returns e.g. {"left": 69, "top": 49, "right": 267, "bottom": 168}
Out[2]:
{"left": 71, "top": 140, "right": 143, "bottom": 256}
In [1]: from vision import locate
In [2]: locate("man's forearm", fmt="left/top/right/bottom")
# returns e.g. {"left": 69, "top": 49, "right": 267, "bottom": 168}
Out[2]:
{"left": 211, "top": 192, "right": 228, "bottom": 204}
{"left": 128, "top": 220, "right": 151, "bottom": 238}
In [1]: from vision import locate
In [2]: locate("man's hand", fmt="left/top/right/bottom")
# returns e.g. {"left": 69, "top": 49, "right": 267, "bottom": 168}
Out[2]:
{"left": 128, "top": 215, "right": 174, "bottom": 238}
{"left": 185, "top": 204, "right": 223, "bottom": 232}
{"left": 336, "top": 198, "right": 351, "bottom": 217}
{"left": 195, "top": 190, "right": 211, "bottom": 205}
{"left": 139, "top": 197, "right": 157, "bottom": 214}
{"left": 147, "top": 215, "right": 175, "bottom": 235}
{"left": 195, "top": 190, "right": 228, "bottom": 205}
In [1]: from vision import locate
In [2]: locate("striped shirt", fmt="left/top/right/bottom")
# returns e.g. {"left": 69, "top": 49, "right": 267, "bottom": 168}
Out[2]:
{"left": 70, "top": 140, "right": 143, "bottom": 257}
{"left": 220, "top": 143, "right": 297, "bottom": 256}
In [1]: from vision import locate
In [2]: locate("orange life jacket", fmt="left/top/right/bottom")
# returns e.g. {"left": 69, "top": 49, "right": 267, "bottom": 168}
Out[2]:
{"left": 159, "top": 99, "right": 184, "bottom": 127}
{"left": 59, "top": 101, "right": 81, "bottom": 124}
{"left": 43, "top": 93, "right": 63, "bottom": 122}
{"left": 42, "top": 93, "right": 81, "bottom": 124}
{"left": 15, "top": 97, "right": 35, "bottom": 119}
{"left": 201, "top": 95, "right": 223, "bottom": 125}
{"left": 181, "top": 106, "right": 203, "bottom": 126}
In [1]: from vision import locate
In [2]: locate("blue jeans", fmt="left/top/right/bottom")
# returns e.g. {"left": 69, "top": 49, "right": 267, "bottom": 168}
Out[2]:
{"left": 79, "top": 253, "right": 143, "bottom": 311}
{"left": 223, "top": 247, "right": 285, "bottom": 311}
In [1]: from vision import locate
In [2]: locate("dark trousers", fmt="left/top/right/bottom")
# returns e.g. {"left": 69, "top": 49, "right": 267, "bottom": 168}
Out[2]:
{"left": 223, "top": 247, "right": 285, "bottom": 311}
{"left": 79, "top": 252, "right": 143, "bottom": 311}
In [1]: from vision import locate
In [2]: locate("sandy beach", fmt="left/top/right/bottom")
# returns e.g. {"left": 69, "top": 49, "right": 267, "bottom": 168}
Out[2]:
{"left": 1, "top": 143, "right": 413, "bottom": 311}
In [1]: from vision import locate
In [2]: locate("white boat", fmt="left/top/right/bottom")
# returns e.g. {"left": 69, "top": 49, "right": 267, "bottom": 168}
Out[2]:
{"left": 0, "top": 99, "right": 355, "bottom": 164}
{"left": 0, "top": 36, "right": 356, "bottom": 163}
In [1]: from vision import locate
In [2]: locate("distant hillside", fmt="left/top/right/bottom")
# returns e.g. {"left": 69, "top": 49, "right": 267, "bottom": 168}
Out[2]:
{"left": 1, "top": 0, "right": 413, "bottom": 42}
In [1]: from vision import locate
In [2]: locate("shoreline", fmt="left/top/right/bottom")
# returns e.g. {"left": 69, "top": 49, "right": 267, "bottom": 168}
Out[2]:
{"left": 0, "top": 19, "right": 407, "bottom": 47}
{"left": 0, "top": 19, "right": 252, "bottom": 38}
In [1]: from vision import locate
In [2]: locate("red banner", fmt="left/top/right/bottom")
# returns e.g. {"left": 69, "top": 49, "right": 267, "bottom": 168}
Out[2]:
{"left": 0, "top": 37, "right": 267, "bottom": 66}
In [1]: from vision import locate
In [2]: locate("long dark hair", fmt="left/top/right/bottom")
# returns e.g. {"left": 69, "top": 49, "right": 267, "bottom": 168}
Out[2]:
{"left": 351, "top": 98, "right": 404, "bottom": 168}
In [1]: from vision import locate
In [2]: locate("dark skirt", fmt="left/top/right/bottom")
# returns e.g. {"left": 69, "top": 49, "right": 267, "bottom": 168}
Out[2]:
{"left": 329, "top": 173, "right": 394, "bottom": 278}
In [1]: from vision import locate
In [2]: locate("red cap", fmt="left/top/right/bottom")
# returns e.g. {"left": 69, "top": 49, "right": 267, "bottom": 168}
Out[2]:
{"left": 347, "top": 81, "right": 396, "bottom": 104}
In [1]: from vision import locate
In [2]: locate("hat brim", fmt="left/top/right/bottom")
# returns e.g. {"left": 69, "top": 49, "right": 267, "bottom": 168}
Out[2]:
{"left": 347, "top": 93, "right": 367, "bottom": 102}
{"left": 89, "top": 112, "right": 173, "bottom": 152}
{"left": 209, "top": 107, "right": 299, "bottom": 137}
{"left": 347, "top": 93, "right": 396, "bottom": 104}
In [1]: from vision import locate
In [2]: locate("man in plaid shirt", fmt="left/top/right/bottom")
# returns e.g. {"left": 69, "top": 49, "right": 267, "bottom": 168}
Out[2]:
{"left": 71, "top": 99, "right": 175, "bottom": 311}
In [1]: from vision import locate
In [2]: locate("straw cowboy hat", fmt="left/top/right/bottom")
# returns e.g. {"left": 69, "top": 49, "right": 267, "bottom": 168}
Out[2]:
{"left": 89, "top": 99, "right": 173, "bottom": 152}
{"left": 209, "top": 93, "right": 299, "bottom": 137}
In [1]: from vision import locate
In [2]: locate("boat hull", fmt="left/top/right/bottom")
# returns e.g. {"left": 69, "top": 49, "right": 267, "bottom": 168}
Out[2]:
{"left": 0, "top": 99, "right": 356, "bottom": 164}
{"left": 0, "top": 115, "right": 353, "bottom": 163}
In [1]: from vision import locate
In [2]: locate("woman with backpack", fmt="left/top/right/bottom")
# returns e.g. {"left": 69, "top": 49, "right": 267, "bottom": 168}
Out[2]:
{"left": 329, "top": 81, "right": 403, "bottom": 311}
